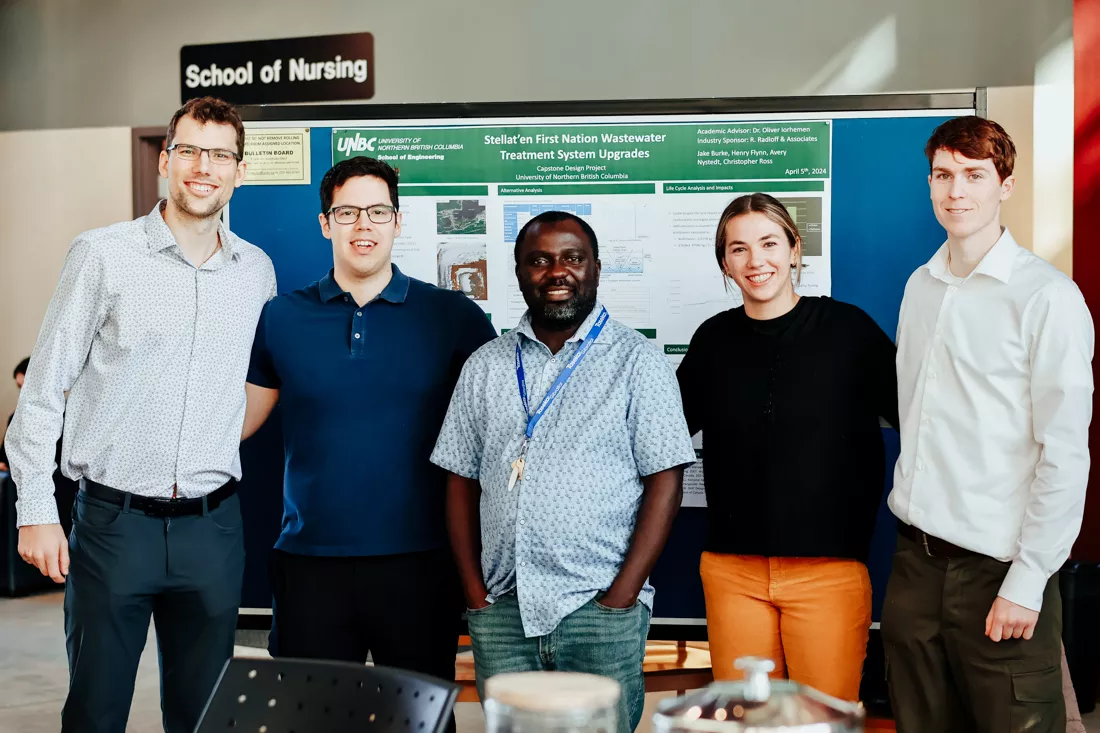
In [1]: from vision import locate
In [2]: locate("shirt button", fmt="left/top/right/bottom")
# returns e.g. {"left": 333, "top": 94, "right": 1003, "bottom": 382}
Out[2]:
{"left": 354, "top": 333, "right": 361, "bottom": 339}
{"left": 921, "top": 415, "right": 930, "bottom": 425}
{"left": 948, "top": 286, "right": 957, "bottom": 293}
{"left": 928, "top": 371, "right": 937, "bottom": 380}
{"left": 356, "top": 311, "right": 362, "bottom": 317}
{"left": 344, "top": 296, "right": 349, "bottom": 302}
{"left": 916, "top": 459, "right": 925, "bottom": 472}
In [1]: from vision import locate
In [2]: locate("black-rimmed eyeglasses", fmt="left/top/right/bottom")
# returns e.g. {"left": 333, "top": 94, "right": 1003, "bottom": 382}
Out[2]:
{"left": 167, "top": 144, "right": 241, "bottom": 166}
{"left": 327, "top": 205, "right": 396, "bottom": 225}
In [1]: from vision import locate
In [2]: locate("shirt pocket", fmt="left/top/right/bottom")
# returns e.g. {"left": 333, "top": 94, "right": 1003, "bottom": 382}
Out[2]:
{"left": 946, "top": 318, "right": 1029, "bottom": 383}
{"left": 486, "top": 434, "right": 527, "bottom": 494}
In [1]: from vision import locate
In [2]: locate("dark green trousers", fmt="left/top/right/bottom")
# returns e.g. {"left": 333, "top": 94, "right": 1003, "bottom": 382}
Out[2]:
{"left": 881, "top": 532, "right": 1064, "bottom": 733}
{"left": 61, "top": 488, "right": 245, "bottom": 733}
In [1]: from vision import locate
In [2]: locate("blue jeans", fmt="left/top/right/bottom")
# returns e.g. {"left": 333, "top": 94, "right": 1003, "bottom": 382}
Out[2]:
{"left": 466, "top": 593, "right": 650, "bottom": 733}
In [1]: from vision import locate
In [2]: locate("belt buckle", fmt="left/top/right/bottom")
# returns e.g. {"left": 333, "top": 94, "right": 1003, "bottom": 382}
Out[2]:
{"left": 921, "top": 532, "right": 933, "bottom": 557}
{"left": 167, "top": 496, "right": 190, "bottom": 518}
{"left": 149, "top": 496, "right": 183, "bottom": 518}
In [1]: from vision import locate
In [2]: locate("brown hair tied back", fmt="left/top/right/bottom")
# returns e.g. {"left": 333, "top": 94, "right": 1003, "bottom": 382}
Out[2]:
{"left": 713, "top": 193, "right": 803, "bottom": 293}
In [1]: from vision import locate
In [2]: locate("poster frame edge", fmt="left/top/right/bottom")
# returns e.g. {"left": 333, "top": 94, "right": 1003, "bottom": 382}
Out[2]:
{"left": 236, "top": 90, "right": 979, "bottom": 123}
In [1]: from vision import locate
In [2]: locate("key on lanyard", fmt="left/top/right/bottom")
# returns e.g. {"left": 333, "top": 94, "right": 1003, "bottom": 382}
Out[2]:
{"left": 509, "top": 307, "right": 608, "bottom": 490}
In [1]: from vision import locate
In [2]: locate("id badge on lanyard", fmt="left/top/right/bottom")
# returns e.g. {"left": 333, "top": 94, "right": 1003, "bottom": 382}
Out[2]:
{"left": 508, "top": 307, "right": 609, "bottom": 490}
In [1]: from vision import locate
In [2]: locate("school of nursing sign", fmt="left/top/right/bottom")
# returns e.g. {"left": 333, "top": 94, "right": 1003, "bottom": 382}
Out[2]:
{"left": 180, "top": 33, "right": 374, "bottom": 105}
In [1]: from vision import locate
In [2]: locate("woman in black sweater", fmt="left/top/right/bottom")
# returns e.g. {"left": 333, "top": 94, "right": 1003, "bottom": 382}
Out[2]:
{"left": 677, "top": 193, "right": 898, "bottom": 701}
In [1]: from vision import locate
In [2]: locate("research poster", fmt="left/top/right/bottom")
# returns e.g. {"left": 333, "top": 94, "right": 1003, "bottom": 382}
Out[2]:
{"left": 331, "top": 115, "right": 834, "bottom": 507}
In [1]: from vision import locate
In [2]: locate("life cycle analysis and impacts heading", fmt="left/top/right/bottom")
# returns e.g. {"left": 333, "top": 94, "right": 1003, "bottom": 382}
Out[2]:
{"left": 184, "top": 56, "right": 369, "bottom": 89}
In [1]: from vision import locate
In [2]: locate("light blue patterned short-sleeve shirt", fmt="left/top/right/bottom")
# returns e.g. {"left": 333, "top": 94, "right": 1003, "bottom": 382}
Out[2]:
{"left": 431, "top": 302, "right": 696, "bottom": 637}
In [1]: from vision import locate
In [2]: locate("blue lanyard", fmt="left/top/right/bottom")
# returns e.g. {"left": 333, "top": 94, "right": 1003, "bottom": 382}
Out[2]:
{"left": 516, "top": 307, "right": 609, "bottom": 442}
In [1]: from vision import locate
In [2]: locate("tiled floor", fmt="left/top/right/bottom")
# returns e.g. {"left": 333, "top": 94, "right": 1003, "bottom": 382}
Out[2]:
{"left": 0, "top": 592, "right": 678, "bottom": 733}
{"left": 2, "top": 592, "right": 1095, "bottom": 732}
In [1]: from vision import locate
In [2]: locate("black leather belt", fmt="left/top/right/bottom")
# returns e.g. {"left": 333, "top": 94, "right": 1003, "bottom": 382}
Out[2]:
{"left": 898, "top": 521, "right": 979, "bottom": 559}
{"left": 81, "top": 479, "right": 236, "bottom": 518}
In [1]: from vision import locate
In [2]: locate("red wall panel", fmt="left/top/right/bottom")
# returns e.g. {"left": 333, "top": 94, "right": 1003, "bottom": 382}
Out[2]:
{"left": 1073, "top": 0, "right": 1100, "bottom": 560}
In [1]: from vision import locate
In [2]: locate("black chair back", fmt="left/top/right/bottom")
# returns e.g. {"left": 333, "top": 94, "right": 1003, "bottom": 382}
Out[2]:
{"left": 195, "top": 657, "right": 460, "bottom": 733}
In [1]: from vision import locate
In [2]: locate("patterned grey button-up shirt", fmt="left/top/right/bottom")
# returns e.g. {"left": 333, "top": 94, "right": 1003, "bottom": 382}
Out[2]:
{"left": 431, "top": 302, "right": 695, "bottom": 637}
{"left": 6, "top": 202, "right": 276, "bottom": 526}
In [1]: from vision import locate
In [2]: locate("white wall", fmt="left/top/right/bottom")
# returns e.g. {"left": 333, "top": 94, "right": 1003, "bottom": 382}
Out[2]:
{"left": 988, "top": 80, "right": 1074, "bottom": 277}
{"left": 1032, "top": 26, "right": 1075, "bottom": 276}
{"left": 983, "top": 3, "right": 1074, "bottom": 276}
{"left": 0, "top": 1, "right": 1075, "bottom": 429}
{"left": 987, "top": 87, "right": 1036, "bottom": 254}
{"left": 0, "top": 128, "right": 133, "bottom": 440}
{"left": 0, "top": 0, "right": 1072, "bottom": 131}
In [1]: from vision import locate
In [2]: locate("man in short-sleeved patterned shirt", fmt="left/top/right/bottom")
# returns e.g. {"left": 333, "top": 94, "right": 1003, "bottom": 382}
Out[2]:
{"left": 431, "top": 211, "right": 695, "bottom": 733}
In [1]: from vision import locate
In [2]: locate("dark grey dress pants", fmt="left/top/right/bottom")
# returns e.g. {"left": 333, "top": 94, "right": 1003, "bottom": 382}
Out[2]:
{"left": 61, "top": 489, "right": 245, "bottom": 733}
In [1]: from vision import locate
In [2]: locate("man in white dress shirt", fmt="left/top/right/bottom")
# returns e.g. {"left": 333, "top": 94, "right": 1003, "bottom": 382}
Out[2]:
{"left": 4, "top": 97, "right": 276, "bottom": 733}
{"left": 881, "top": 116, "right": 1094, "bottom": 733}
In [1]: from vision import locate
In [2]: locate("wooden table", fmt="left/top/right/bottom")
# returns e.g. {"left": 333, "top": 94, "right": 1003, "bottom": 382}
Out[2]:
{"left": 455, "top": 638, "right": 712, "bottom": 703}
{"left": 455, "top": 637, "right": 896, "bottom": 730}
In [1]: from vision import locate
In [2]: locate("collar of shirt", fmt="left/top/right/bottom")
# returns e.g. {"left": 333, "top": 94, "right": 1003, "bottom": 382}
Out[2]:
{"left": 143, "top": 200, "right": 238, "bottom": 264}
{"left": 317, "top": 264, "right": 411, "bottom": 304}
{"left": 923, "top": 227, "right": 1019, "bottom": 285}
{"left": 515, "top": 299, "right": 609, "bottom": 352}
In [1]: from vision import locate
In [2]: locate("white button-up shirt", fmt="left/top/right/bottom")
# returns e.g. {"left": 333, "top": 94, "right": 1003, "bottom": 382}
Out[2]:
{"left": 889, "top": 228, "right": 1094, "bottom": 611}
{"left": 5, "top": 203, "right": 276, "bottom": 527}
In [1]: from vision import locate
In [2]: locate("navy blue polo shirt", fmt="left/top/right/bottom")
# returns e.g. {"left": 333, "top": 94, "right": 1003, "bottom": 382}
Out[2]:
{"left": 247, "top": 265, "right": 496, "bottom": 557}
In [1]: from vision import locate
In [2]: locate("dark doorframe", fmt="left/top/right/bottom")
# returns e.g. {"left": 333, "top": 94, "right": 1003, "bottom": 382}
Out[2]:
{"left": 131, "top": 127, "right": 166, "bottom": 218}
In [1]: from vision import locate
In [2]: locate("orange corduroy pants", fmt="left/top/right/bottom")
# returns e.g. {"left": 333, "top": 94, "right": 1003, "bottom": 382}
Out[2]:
{"left": 700, "top": 552, "right": 872, "bottom": 702}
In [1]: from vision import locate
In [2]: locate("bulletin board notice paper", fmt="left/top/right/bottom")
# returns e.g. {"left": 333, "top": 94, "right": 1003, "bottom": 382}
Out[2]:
{"left": 243, "top": 128, "right": 311, "bottom": 185}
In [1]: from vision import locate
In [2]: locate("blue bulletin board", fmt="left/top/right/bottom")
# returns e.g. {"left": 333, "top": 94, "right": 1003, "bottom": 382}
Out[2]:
{"left": 228, "top": 93, "right": 978, "bottom": 641}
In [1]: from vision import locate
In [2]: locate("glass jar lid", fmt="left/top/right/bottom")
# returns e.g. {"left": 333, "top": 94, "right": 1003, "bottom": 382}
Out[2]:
{"left": 652, "top": 658, "right": 865, "bottom": 732}
{"left": 486, "top": 671, "right": 621, "bottom": 712}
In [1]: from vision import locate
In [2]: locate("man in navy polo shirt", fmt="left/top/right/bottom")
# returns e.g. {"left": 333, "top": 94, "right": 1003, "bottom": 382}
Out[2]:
{"left": 242, "top": 156, "right": 495, "bottom": 693}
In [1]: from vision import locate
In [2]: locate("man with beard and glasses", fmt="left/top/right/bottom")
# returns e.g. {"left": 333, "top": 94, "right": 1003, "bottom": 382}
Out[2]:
{"left": 431, "top": 210, "right": 695, "bottom": 733}
{"left": 4, "top": 97, "right": 275, "bottom": 733}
